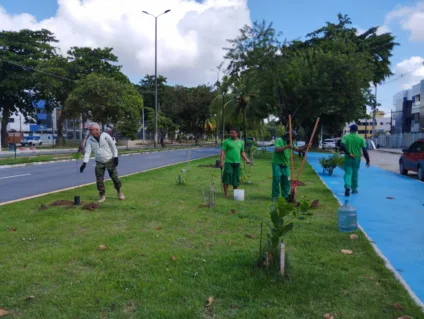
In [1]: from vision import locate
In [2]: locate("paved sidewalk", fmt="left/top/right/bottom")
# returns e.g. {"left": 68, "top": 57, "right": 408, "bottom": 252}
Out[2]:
{"left": 307, "top": 152, "right": 424, "bottom": 307}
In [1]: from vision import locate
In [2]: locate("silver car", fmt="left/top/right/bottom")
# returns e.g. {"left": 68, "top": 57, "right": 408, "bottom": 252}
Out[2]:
{"left": 323, "top": 139, "right": 336, "bottom": 149}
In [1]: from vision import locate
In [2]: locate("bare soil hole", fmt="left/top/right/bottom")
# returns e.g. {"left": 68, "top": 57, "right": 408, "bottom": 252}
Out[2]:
{"left": 83, "top": 202, "right": 100, "bottom": 211}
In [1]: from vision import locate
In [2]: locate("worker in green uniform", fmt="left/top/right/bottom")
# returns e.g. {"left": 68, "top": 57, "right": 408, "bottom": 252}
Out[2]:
{"left": 340, "top": 124, "right": 371, "bottom": 197}
{"left": 220, "top": 128, "right": 251, "bottom": 198}
{"left": 272, "top": 131, "right": 307, "bottom": 201}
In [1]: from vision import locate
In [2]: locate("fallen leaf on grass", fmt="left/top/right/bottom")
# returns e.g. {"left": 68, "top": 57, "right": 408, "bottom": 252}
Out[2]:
{"left": 7, "top": 227, "right": 16, "bottom": 232}
{"left": 199, "top": 203, "right": 208, "bottom": 208}
{"left": 341, "top": 249, "right": 353, "bottom": 255}
{"left": 392, "top": 303, "right": 404, "bottom": 311}
{"left": 206, "top": 296, "right": 214, "bottom": 307}
{"left": 245, "top": 234, "right": 254, "bottom": 239}
{"left": 172, "top": 256, "right": 177, "bottom": 261}
{"left": 229, "top": 240, "right": 232, "bottom": 246}
{"left": 311, "top": 199, "right": 320, "bottom": 208}
{"left": 386, "top": 196, "right": 395, "bottom": 200}
{"left": 350, "top": 234, "right": 359, "bottom": 240}
{"left": 0, "top": 308, "right": 9, "bottom": 317}
{"left": 155, "top": 227, "right": 162, "bottom": 231}
{"left": 323, "top": 314, "right": 334, "bottom": 319}
{"left": 178, "top": 200, "right": 184, "bottom": 204}
{"left": 229, "top": 209, "right": 236, "bottom": 214}
{"left": 230, "top": 304, "right": 237, "bottom": 309}
{"left": 98, "top": 245, "right": 106, "bottom": 251}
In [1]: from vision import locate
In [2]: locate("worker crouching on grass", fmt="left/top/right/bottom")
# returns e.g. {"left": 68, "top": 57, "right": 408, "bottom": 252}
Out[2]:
{"left": 340, "top": 123, "right": 370, "bottom": 197}
{"left": 272, "top": 131, "right": 307, "bottom": 201}
{"left": 80, "top": 123, "right": 125, "bottom": 202}
{"left": 220, "top": 128, "right": 251, "bottom": 198}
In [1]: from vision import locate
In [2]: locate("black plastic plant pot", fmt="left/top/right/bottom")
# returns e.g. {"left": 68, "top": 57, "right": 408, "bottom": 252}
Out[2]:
{"left": 74, "top": 195, "right": 81, "bottom": 206}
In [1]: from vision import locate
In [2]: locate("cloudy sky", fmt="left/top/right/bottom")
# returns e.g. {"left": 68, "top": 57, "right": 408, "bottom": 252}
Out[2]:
{"left": 1, "top": 0, "right": 424, "bottom": 114}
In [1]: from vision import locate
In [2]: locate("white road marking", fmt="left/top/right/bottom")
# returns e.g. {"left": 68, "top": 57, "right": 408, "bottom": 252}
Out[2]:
{"left": 0, "top": 173, "right": 31, "bottom": 180}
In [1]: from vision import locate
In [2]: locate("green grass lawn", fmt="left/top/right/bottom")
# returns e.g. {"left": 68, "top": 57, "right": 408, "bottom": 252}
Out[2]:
{"left": 0, "top": 153, "right": 422, "bottom": 318}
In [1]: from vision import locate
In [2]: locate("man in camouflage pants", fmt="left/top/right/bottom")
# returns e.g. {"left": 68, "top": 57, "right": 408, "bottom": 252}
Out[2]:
{"left": 80, "top": 123, "right": 125, "bottom": 202}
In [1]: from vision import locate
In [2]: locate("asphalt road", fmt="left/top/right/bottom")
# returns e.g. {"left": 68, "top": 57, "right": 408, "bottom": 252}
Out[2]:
{"left": 0, "top": 147, "right": 219, "bottom": 204}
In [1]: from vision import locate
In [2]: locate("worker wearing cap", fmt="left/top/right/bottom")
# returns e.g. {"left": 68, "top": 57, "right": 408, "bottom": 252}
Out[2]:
{"left": 340, "top": 124, "right": 370, "bottom": 197}
{"left": 272, "top": 131, "right": 306, "bottom": 201}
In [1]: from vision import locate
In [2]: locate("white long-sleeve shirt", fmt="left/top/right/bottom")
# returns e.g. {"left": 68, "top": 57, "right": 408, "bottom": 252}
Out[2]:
{"left": 83, "top": 132, "right": 118, "bottom": 163}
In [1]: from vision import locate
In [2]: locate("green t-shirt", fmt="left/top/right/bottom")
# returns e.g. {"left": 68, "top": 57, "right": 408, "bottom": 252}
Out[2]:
{"left": 222, "top": 138, "right": 244, "bottom": 163}
{"left": 272, "top": 138, "right": 296, "bottom": 165}
{"left": 341, "top": 133, "right": 366, "bottom": 158}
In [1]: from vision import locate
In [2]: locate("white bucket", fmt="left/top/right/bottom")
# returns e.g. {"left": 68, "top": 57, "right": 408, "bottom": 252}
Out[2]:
{"left": 234, "top": 189, "right": 245, "bottom": 201}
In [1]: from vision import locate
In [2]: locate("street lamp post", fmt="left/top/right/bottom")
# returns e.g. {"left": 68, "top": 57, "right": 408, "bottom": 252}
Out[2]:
{"left": 142, "top": 9, "right": 171, "bottom": 148}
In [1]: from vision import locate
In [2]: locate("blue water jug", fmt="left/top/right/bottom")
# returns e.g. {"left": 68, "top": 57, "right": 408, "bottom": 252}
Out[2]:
{"left": 338, "top": 200, "right": 358, "bottom": 232}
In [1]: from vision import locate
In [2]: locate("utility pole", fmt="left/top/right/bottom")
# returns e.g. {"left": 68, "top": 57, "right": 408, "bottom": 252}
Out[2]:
{"left": 142, "top": 9, "right": 171, "bottom": 148}
{"left": 372, "top": 84, "right": 377, "bottom": 140}
{"left": 142, "top": 107, "right": 145, "bottom": 144}
{"left": 390, "top": 110, "right": 393, "bottom": 134}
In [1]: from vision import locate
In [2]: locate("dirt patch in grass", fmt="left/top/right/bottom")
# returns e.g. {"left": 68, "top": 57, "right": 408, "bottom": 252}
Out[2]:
{"left": 83, "top": 202, "right": 99, "bottom": 211}
{"left": 51, "top": 200, "right": 74, "bottom": 207}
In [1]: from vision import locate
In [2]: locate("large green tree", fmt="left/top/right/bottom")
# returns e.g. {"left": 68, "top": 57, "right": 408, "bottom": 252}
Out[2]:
{"left": 37, "top": 47, "right": 124, "bottom": 144}
{"left": 0, "top": 29, "right": 58, "bottom": 146}
{"left": 65, "top": 73, "right": 143, "bottom": 139}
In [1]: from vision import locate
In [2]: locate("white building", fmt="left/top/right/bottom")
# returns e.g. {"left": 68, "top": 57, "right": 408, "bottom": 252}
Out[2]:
{"left": 393, "top": 80, "right": 423, "bottom": 133}
{"left": 343, "top": 111, "right": 394, "bottom": 138}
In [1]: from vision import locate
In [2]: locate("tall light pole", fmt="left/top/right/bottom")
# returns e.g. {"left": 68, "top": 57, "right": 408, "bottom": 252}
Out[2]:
{"left": 142, "top": 9, "right": 171, "bottom": 148}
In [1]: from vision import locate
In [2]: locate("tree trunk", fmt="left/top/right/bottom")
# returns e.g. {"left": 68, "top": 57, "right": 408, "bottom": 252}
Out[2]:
{"left": 242, "top": 106, "right": 248, "bottom": 146}
{"left": 56, "top": 111, "right": 66, "bottom": 146}
{"left": 1, "top": 107, "right": 11, "bottom": 147}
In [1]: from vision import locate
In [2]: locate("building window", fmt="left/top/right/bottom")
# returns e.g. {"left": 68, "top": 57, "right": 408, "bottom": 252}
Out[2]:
{"left": 8, "top": 118, "right": 15, "bottom": 123}
{"left": 380, "top": 122, "right": 383, "bottom": 125}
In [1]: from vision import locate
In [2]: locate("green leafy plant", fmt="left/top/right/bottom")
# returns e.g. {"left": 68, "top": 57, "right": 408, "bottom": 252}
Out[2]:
{"left": 319, "top": 154, "right": 344, "bottom": 175}
{"left": 72, "top": 152, "right": 82, "bottom": 160}
{"left": 176, "top": 169, "right": 189, "bottom": 185}
{"left": 264, "top": 198, "right": 313, "bottom": 267}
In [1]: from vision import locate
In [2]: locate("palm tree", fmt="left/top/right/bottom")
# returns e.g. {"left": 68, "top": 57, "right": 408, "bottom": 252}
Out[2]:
{"left": 210, "top": 75, "right": 259, "bottom": 145}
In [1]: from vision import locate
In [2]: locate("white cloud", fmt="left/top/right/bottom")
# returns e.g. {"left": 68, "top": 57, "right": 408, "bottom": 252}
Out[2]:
{"left": 393, "top": 56, "right": 424, "bottom": 89}
{"left": 376, "top": 24, "right": 391, "bottom": 35}
{"left": 0, "top": 0, "right": 251, "bottom": 86}
{"left": 384, "top": 1, "right": 424, "bottom": 42}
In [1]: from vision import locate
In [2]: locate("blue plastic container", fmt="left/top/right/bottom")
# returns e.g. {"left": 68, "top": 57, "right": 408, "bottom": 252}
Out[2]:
{"left": 338, "top": 200, "right": 358, "bottom": 232}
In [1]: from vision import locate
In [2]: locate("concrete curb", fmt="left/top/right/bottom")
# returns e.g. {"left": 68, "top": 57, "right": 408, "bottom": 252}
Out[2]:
{"left": 373, "top": 149, "right": 403, "bottom": 155}
{"left": 0, "top": 147, "right": 214, "bottom": 169}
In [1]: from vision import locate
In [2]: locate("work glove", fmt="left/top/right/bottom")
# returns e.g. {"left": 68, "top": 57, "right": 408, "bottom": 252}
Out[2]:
{"left": 80, "top": 162, "right": 86, "bottom": 173}
{"left": 113, "top": 157, "right": 119, "bottom": 167}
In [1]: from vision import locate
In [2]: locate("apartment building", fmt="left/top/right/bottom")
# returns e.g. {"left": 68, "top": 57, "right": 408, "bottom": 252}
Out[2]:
{"left": 393, "top": 79, "right": 424, "bottom": 134}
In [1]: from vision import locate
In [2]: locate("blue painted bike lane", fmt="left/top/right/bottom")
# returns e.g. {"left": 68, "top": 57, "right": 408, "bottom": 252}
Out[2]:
{"left": 307, "top": 152, "right": 424, "bottom": 306}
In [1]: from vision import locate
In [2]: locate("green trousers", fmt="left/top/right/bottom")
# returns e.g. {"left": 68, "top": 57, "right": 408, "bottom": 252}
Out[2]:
{"left": 95, "top": 160, "right": 122, "bottom": 196}
{"left": 343, "top": 157, "right": 361, "bottom": 191}
{"left": 272, "top": 163, "right": 291, "bottom": 200}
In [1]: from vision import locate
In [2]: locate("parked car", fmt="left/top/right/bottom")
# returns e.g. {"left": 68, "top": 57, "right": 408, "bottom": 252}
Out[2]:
{"left": 20, "top": 137, "right": 43, "bottom": 146}
{"left": 323, "top": 139, "right": 336, "bottom": 150}
{"left": 399, "top": 139, "right": 424, "bottom": 180}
